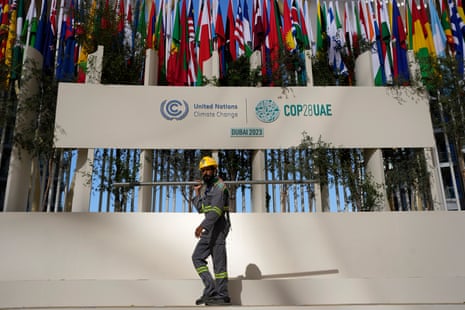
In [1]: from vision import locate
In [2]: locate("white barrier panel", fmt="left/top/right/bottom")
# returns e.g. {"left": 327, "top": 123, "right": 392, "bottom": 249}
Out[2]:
{"left": 55, "top": 84, "right": 434, "bottom": 149}
{"left": 1, "top": 212, "right": 465, "bottom": 308}
{"left": 1, "top": 212, "right": 464, "bottom": 281}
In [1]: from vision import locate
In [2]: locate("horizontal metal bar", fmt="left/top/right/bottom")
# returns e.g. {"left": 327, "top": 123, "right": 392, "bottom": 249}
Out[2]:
{"left": 112, "top": 179, "right": 317, "bottom": 187}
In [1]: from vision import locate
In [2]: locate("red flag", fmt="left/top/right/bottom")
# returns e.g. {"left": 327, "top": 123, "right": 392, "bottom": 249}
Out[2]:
{"left": 117, "top": 0, "right": 125, "bottom": 34}
{"left": 101, "top": 0, "right": 110, "bottom": 29}
{"left": 167, "top": 0, "right": 187, "bottom": 85}
{"left": 261, "top": 0, "right": 268, "bottom": 78}
{"left": 215, "top": 3, "right": 227, "bottom": 78}
{"left": 226, "top": 0, "right": 236, "bottom": 60}
{"left": 187, "top": 0, "right": 197, "bottom": 85}
{"left": 252, "top": 0, "right": 264, "bottom": 51}
{"left": 282, "top": 0, "right": 295, "bottom": 50}
{"left": 155, "top": 0, "right": 166, "bottom": 84}
{"left": 198, "top": 0, "right": 212, "bottom": 73}
{"left": 267, "top": 0, "right": 281, "bottom": 62}
{"left": 146, "top": 0, "right": 156, "bottom": 49}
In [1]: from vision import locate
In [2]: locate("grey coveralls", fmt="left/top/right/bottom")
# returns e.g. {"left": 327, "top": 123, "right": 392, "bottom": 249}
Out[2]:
{"left": 191, "top": 176, "right": 230, "bottom": 300}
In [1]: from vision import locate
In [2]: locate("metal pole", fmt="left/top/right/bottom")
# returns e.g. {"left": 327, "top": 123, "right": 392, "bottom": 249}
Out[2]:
{"left": 112, "top": 180, "right": 318, "bottom": 187}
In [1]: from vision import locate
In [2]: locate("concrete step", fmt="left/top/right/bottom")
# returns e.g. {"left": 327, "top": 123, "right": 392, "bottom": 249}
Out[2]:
{"left": 6, "top": 306, "right": 465, "bottom": 310}
{"left": 1, "top": 278, "right": 465, "bottom": 309}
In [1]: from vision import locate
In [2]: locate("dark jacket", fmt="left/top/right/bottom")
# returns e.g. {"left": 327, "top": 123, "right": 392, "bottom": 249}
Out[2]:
{"left": 192, "top": 177, "right": 230, "bottom": 241}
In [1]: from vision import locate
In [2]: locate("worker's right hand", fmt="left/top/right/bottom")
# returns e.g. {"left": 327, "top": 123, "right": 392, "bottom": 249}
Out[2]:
{"left": 195, "top": 225, "right": 204, "bottom": 238}
{"left": 193, "top": 181, "right": 202, "bottom": 195}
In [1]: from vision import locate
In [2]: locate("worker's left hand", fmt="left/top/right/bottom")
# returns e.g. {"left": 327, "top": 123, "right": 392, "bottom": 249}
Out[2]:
{"left": 195, "top": 225, "right": 204, "bottom": 238}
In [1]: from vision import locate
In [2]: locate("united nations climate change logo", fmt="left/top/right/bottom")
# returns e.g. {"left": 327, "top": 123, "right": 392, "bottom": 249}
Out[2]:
{"left": 160, "top": 99, "right": 189, "bottom": 120}
{"left": 255, "top": 99, "right": 280, "bottom": 123}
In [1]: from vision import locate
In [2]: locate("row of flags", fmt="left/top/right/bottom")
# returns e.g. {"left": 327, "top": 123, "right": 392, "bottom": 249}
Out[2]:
{"left": 1, "top": 0, "right": 465, "bottom": 88}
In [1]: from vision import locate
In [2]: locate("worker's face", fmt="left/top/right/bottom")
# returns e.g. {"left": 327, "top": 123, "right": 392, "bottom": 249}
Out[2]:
{"left": 201, "top": 166, "right": 216, "bottom": 183}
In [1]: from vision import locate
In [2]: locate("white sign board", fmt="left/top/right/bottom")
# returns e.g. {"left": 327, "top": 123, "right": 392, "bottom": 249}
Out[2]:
{"left": 54, "top": 84, "right": 434, "bottom": 149}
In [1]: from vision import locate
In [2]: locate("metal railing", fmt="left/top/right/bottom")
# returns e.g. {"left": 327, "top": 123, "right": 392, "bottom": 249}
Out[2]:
{"left": 110, "top": 179, "right": 319, "bottom": 213}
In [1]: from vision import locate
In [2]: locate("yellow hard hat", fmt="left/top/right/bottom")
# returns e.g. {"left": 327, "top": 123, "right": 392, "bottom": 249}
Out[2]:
{"left": 199, "top": 156, "right": 218, "bottom": 170}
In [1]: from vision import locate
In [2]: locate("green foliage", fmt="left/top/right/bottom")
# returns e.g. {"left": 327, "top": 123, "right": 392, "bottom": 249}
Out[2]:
{"left": 217, "top": 55, "right": 260, "bottom": 86}
{"left": 384, "top": 148, "right": 432, "bottom": 210}
{"left": 77, "top": 0, "right": 145, "bottom": 85}
{"left": 13, "top": 59, "right": 58, "bottom": 161}
{"left": 297, "top": 133, "right": 384, "bottom": 211}
{"left": 92, "top": 149, "right": 140, "bottom": 212}
{"left": 419, "top": 55, "right": 465, "bottom": 140}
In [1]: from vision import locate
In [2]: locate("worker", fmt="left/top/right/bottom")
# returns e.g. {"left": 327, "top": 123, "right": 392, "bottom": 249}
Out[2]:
{"left": 192, "top": 156, "right": 231, "bottom": 306}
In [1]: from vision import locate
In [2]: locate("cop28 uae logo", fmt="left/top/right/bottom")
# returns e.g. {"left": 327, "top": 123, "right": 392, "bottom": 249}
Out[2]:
{"left": 160, "top": 99, "right": 189, "bottom": 120}
{"left": 255, "top": 99, "right": 280, "bottom": 123}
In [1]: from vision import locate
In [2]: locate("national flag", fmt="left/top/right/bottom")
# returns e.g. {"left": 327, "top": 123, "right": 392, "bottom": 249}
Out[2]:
{"left": 334, "top": 0, "right": 346, "bottom": 50}
{"left": 448, "top": 0, "right": 465, "bottom": 77}
{"left": 137, "top": 0, "right": 147, "bottom": 44}
{"left": 261, "top": 0, "right": 270, "bottom": 80}
{"left": 327, "top": 1, "right": 347, "bottom": 76}
{"left": 242, "top": 0, "right": 252, "bottom": 56}
{"left": 412, "top": 0, "right": 429, "bottom": 58}
{"left": 34, "top": 0, "right": 47, "bottom": 55}
{"left": 166, "top": 0, "right": 185, "bottom": 85}
{"left": 123, "top": 0, "right": 133, "bottom": 53}
{"left": 187, "top": 0, "right": 197, "bottom": 85}
{"left": 304, "top": 0, "right": 315, "bottom": 54}
{"left": 132, "top": 0, "right": 140, "bottom": 44}
{"left": 12, "top": 0, "right": 25, "bottom": 80}
{"left": 457, "top": 0, "right": 465, "bottom": 21}
{"left": 378, "top": 0, "right": 393, "bottom": 84}
{"left": 269, "top": 0, "right": 283, "bottom": 51}
{"left": 211, "top": 0, "right": 218, "bottom": 37}
{"left": 366, "top": 0, "right": 384, "bottom": 85}
{"left": 117, "top": 0, "right": 125, "bottom": 36}
{"left": 441, "top": 0, "right": 454, "bottom": 51}
{"left": 412, "top": 0, "right": 432, "bottom": 79}
{"left": 234, "top": 1, "right": 245, "bottom": 57}
{"left": 266, "top": 0, "right": 282, "bottom": 80}
{"left": 4, "top": 0, "right": 17, "bottom": 86}
{"left": 316, "top": 0, "right": 327, "bottom": 54}
{"left": 77, "top": 0, "right": 97, "bottom": 83}
{"left": 55, "top": 0, "right": 75, "bottom": 81}
{"left": 215, "top": 2, "right": 227, "bottom": 79}
{"left": 179, "top": 0, "right": 188, "bottom": 85}
{"left": 197, "top": 0, "right": 212, "bottom": 75}
{"left": 351, "top": 0, "right": 362, "bottom": 52}
{"left": 283, "top": 0, "right": 296, "bottom": 51}
{"left": 405, "top": 0, "right": 413, "bottom": 50}
{"left": 146, "top": 0, "right": 156, "bottom": 49}
{"left": 101, "top": 0, "right": 110, "bottom": 29}
{"left": 391, "top": 0, "right": 409, "bottom": 83}
{"left": 343, "top": 1, "right": 355, "bottom": 57}
{"left": 293, "top": 0, "right": 309, "bottom": 50}
{"left": 363, "top": 0, "right": 375, "bottom": 43}
{"left": 0, "top": 0, "right": 10, "bottom": 61}
{"left": 226, "top": 0, "right": 236, "bottom": 60}
{"left": 42, "top": 0, "right": 57, "bottom": 75}
{"left": 418, "top": 0, "right": 435, "bottom": 54}
{"left": 22, "top": 0, "right": 37, "bottom": 47}
{"left": 358, "top": 0, "right": 368, "bottom": 42}
{"left": 155, "top": 0, "right": 166, "bottom": 84}
{"left": 14, "top": 0, "right": 25, "bottom": 53}
{"left": 429, "top": 0, "right": 447, "bottom": 57}
{"left": 252, "top": 0, "right": 264, "bottom": 51}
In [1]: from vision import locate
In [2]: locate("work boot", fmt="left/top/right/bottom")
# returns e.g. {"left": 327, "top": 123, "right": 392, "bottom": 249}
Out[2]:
{"left": 206, "top": 296, "right": 231, "bottom": 306}
{"left": 195, "top": 295, "right": 210, "bottom": 305}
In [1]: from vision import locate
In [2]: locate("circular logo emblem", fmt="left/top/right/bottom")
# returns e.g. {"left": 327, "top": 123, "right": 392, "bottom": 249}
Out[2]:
{"left": 160, "top": 99, "right": 189, "bottom": 120}
{"left": 255, "top": 99, "right": 280, "bottom": 123}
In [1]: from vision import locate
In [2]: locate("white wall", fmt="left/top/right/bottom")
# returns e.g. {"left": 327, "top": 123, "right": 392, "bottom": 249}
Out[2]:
{"left": 1, "top": 212, "right": 464, "bottom": 281}
{"left": 1, "top": 212, "right": 465, "bottom": 308}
